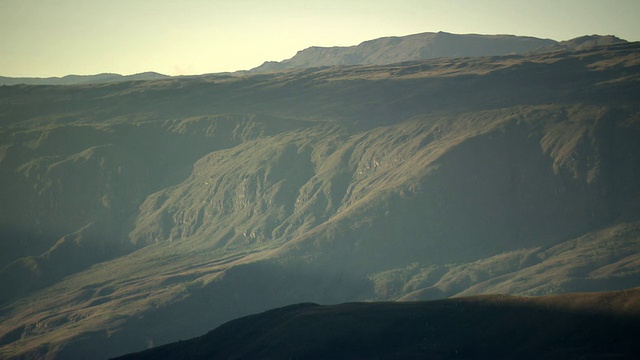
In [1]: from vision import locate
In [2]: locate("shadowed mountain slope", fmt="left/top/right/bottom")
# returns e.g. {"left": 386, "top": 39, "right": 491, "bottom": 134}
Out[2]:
{"left": 0, "top": 42, "right": 639, "bottom": 359}
{"left": 115, "top": 288, "right": 640, "bottom": 360}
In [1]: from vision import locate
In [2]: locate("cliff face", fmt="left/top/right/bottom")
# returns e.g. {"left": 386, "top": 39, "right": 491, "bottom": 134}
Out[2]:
{"left": 0, "top": 41, "right": 639, "bottom": 359}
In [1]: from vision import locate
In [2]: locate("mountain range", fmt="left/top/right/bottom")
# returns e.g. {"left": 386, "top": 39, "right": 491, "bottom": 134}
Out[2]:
{"left": 0, "top": 72, "right": 170, "bottom": 86}
{"left": 0, "top": 32, "right": 627, "bottom": 85}
{"left": 0, "top": 32, "right": 639, "bottom": 359}
{"left": 250, "top": 32, "right": 625, "bottom": 72}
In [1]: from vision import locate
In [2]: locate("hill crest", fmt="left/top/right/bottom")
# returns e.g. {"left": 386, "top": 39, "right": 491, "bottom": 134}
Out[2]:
{"left": 115, "top": 288, "right": 640, "bottom": 360}
{"left": 249, "top": 31, "right": 626, "bottom": 72}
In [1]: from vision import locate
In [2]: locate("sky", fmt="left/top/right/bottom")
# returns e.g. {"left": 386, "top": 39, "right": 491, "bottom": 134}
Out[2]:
{"left": 1, "top": 0, "right": 639, "bottom": 77}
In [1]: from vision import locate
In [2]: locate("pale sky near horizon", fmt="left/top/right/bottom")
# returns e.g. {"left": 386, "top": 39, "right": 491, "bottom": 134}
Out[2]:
{"left": 1, "top": 0, "right": 639, "bottom": 77}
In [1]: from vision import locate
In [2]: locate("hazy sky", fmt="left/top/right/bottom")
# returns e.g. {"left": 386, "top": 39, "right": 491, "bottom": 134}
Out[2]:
{"left": 2, "top": 0, "right": 639, "bottom": 77}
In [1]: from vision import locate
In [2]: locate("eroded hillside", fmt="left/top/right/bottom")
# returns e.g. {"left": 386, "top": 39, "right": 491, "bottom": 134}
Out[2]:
{"left": 1, "top": 42, "right": 640, "bottom": 359}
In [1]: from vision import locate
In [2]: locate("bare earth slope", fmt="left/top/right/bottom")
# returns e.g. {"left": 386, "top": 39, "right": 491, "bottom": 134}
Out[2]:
{"left": 0, "top": 41, "right": 639, "bottom": 359}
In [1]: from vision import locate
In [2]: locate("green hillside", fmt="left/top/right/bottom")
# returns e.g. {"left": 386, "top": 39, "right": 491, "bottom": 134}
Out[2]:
{"left": 1, "top": 41, "right": 639, "bottom": 359}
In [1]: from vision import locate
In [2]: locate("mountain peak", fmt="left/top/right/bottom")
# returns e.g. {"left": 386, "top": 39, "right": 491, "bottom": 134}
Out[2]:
{"left": 561, "top": 34, "right": 627, "bottom": 47}
{"left": 250, "top": 32, "right": 557, "bottom": 72}
{"left": 531, "top": 34, "right": 627, "bottom": 53}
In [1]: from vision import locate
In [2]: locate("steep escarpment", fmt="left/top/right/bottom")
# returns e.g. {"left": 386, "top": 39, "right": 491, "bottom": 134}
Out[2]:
{"left": 0, "top": 114, "right": 310, "bottom": 301}
{"left": 3, "top": 104, "right": 639, "bottom": 360}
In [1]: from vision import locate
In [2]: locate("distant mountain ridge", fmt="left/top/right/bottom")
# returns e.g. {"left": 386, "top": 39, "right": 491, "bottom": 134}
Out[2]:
{"left": 0, "top": 71, "right": 169, "bottom": 86}
{"left": 250, "top": 31, "right": 626, "bottom": 72}
{"left": 533, "top": 34, "right": 628, "bottom": 53}
{"left": 1, "top": 32, "right": 628, "bottom": 85}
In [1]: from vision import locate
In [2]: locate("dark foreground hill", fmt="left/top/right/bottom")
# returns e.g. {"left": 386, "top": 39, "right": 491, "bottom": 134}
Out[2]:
{"left": 116, "top": 288, "right": 640, "bottom": 360}
{"left": 0, "top": 40, "right": 640, "bottom": 359}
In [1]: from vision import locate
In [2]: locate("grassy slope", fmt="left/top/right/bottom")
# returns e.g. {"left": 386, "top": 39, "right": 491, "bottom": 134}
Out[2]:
{"left": 0, "top": 43, "right": 639, "bottom": 359}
